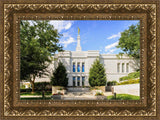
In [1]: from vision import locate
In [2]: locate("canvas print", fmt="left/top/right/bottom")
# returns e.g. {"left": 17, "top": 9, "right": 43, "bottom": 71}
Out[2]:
{"left": 20, "top": 20, "right": 140, "bottom": 100}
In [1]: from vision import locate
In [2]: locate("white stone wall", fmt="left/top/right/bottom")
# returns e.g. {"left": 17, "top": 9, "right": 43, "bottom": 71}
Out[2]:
{"left": 112, "top": 84, "right": 140, "bottom": 96}
{"left": 35, "top": 51, "right": 138, "bottom": 86}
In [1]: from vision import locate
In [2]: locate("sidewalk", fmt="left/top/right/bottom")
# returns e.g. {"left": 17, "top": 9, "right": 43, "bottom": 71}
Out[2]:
{"left": 20, "top": 92, "right": 113, "bottom": 99}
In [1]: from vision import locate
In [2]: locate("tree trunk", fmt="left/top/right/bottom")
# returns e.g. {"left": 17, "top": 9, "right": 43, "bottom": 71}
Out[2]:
{"left": 31, "top": 81, "right": 35, "bottom": 93}
{"left": 31, "top": 75, "right": 36, "bottom": 93}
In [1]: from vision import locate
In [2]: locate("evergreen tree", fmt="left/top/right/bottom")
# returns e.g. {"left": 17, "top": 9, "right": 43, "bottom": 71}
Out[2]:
{"left": 89, "top": 58, "right": 107, "bottom": 87}
{"left": 51, "top": 62, "right": 68, "bottom": 87}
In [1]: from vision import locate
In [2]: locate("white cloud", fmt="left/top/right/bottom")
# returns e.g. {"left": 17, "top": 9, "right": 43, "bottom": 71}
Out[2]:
{"left": 60, "top": 37, "right": 76, "bottom": 48}
{"left": 65, "top": 23, "right": 72, "bottom": 30}
{"left": 107, "top": 48, "right": 117, "bottom": 54}
{"left": 107, "top": 32, "right": 121, "bottom": 40}
{"left": 105, "top": 41, "right": 119, "bottom": 52}
{"left": 49, "top": 20, "right": 73, "bottom": 32}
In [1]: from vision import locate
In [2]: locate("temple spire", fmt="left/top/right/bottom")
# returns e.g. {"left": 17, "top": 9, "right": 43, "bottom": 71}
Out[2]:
{"left": 76, "top": 27, "right": 82, "bottom": 51}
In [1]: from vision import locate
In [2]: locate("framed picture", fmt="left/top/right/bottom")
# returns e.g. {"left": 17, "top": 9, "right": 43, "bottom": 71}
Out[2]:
{"left": 0, "top": 0, "right": 160, "bottom": 119}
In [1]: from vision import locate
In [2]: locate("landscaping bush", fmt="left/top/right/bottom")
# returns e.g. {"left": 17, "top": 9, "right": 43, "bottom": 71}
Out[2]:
{"left": 89, "top": 58, "right": 107, "bottom": 87}
{"left": 34, "top": 82, "right": 52, "bottom": 91}
{"left": 95, "top": 92, "right": 104, "bottom": 96}
{"left": 20, "top": 88, "right": 32, "bottom": 93}
{"left": 117, "top": 79, "right": 140, "bottom": 85}
{"left": 51, "top": 62, "right": 68, "bottom": 87}
{"left": 107, "top": 81, "right": 118, "bottom": 86}
{"left": 119, "top": 71, "right": 140, "bottom": 81}
{"left": 20, "top": 85, "right": 26, "bottom": 89}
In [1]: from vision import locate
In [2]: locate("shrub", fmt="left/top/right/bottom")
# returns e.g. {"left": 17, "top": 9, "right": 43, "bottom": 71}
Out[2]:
{"left": 20, "top": 85, "right": 26, "bottom": 89}
{"left": 95, "top": 92, "right": 104, "bottom": 96}
{"left": 117, "top": 79, "right": 140, "bottom": 85}
{"left": 107, "top": 81, "right": 118, "bottom": 86}
{"left": 34, "top": 82, "right": 51, "bottom": 91}
{"left": 51, "top": 62, "right": 68, "bottom": 87}
{"left": 119, "top": 71, "right": 140, "bottom": 81}
{"left": 89, "top": 58, "right": 107, "bottom": 87}
{"left": 20, "top": 88, "right": 32, "bottom": 93}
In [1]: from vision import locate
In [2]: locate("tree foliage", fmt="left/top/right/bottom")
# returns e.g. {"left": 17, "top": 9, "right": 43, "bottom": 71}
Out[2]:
{"left": 116, "top": 22, "right": 140, "bottom": 59}
{"left": 51, "top": 62, "right": 68, "bottom": 87}
{"left": 89, "top": 58, "right": 107, "bottom": 87}
{"left": 20, "top": 20, "right": 63, "bottom": 92}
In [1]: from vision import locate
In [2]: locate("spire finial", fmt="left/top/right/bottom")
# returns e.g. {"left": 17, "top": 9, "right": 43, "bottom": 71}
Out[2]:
{"left": 76, "top": 27, "right": 82, "bottom": 51}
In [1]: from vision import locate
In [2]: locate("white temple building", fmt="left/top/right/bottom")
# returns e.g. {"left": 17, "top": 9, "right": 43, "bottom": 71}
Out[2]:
{"left": 35, "top": 30, "right": 138, "bottom": 87}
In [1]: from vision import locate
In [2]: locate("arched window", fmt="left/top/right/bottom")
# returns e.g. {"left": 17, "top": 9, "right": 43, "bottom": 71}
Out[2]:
{"left": 73, "top": 77, "right": 76, "bottom": 86}
{"left": 82, "top": 77, "right": 85, "bottom": 86}
{"left": 82, "top": 63, "right": 85, "bottom": 72}
{"left": 117, "top": 63, "right": 120, "bottom": 73}
{"left": 77, "top": 63, "right": 80, "bottom": 72}
{"left": 126, "top": 63, "right": 129, "bottom": 72}
{"left": 77, "top": 77, "right": 80, "bottom": 86}
{"left": 122, "top": 63, "right": 125, "bottom": 73}
{"left": 73, "top": 63, "right": 75, "bottom": 72}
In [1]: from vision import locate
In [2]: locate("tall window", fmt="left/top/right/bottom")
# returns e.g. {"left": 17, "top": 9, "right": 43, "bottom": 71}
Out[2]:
{"left": 122, "top": 63, "right": 124, "bottom": 73}
{"left": 77, "top": 63, "right": 80, "bottom": 72}
{"left": 82, "top": 77, "right": 85, "bottom": 86}
{"left": 77, "top": 77, "right": 80, "bottom": 86}
{"left": 126, "top": 63, "right": 129, "bottom": 72}
{"left": 73, "top": 63, "right": 75, "bottom": 72}
{"left": 117, "top": 63, "right": 120, "bottom": 73}
{"left": 82, "top": 63, "right": 85, "bottom": 72}
{"left": 73, "top": 77, "right": 75, "bottom": 86}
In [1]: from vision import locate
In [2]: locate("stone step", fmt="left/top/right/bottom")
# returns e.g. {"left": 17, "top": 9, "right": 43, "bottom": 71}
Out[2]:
{"left": 67, "top": 87, "right": 90, "bottom": 92}
{"left": 66, "top": 92, "right": 93, "bottom": 96}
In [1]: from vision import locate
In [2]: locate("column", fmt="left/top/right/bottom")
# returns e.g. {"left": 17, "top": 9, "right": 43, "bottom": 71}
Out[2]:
{"left": 80, "top": 76, "right": 82, "bottom": 86}
{"left": 75, "top": 77, "right": 77, "bottom": 86}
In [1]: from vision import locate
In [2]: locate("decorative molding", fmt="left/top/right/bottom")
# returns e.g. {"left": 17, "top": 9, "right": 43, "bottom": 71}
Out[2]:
{"left": 3, "top": 3, "right": 156, "bottom": 117}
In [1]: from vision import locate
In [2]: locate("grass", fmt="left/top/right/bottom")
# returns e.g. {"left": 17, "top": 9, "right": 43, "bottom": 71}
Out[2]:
{"left": 107, "top": 94, "right": 140, "bottom": 100}
{"left": 20, "top": 97, "right": 51, "bottom": 100}
{"left": 117, "top": 79, "right": 140, "bottom": 85}
{"left": 119, "top": 71, "right": 140, "bottom": 81}
{"left": 20, "top": 91, "right": 52, "bottom": 96}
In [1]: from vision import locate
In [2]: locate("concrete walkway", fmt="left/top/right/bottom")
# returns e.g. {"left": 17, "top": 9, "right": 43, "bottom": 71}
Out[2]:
{"left": 20, "top": 92, "right": 113, "bottom": 100}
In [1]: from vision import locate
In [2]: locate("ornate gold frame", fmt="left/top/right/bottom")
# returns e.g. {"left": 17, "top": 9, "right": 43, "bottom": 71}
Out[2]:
{"left": 0, "top": 0, "right": 160, "bottom": 119}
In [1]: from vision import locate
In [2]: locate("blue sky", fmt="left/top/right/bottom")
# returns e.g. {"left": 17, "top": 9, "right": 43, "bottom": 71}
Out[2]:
{"left": 49, "top": 20, "right": 139, "bottom": 54}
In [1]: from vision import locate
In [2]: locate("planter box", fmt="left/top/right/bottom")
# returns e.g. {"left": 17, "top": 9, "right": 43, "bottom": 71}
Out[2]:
{"left": 52, "top": 86, "right": 65, "bottom": 94}
{"left": 51, "top": 95, "right": 62, "bottom": 100}
{"left": 96, "top": 95, "right": 107, "bottom": 100}
{"left": 56, "top": 90, "right": 66, "bottom": 94}
{"left": 92, "top": 90, "right": 102, "bottom": 95}
{"left": 95, "top": 86, "right": 106, "bottom": 92}
{"left": 106, "top": 86, "right": 112, "bottom": 91}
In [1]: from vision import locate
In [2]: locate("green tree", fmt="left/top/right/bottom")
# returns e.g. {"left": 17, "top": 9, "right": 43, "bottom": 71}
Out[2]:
{"left": 116, "top": 22, "right": 140, "bottom": 59}
{"left": 20, "top": 20, "right": 63, "bottom": 92}
{"left": 89, "top": 58, "right": 107, "bottom": 87}
{"left": 51, "top": 62, "right": 68, "bottom": 87}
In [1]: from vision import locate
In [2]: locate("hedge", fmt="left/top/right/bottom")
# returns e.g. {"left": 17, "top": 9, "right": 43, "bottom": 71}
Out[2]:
{"left": 107, "top": 81, "right": 118, "bottom": 86}
{"left": 117, "top": 79, "right": 140, "bottom": 85}
{"left": 119, "top": 71, "right": 140, "bottom": 81}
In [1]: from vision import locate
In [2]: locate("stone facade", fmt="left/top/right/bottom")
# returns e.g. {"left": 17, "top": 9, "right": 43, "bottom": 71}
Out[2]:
{"left": 35, "top": 34, "right": 138, "bottom": 87}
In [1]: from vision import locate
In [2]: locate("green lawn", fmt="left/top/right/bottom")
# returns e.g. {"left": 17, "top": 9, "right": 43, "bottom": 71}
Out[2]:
{"left": 107, "top": 94, "right": 140, "bottom": 100}
{"left": 20, "top": 91, "right": 52, "bottom": 96}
